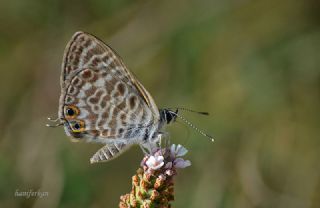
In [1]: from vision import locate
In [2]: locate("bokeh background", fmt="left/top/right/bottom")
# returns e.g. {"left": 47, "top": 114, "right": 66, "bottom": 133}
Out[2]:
{"left": 1, "top": 0, "right": 320, "bottom": 207}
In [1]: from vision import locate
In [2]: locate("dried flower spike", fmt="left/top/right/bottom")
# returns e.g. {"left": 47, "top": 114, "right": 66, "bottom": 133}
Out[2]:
{"left": 119, "top": 144, "right": 191, "bottom": 208}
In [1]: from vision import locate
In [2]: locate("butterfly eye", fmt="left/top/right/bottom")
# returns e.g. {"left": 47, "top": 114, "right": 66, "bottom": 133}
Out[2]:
{"left": 64, "top": 105, "right": 79, "bottom": 118}
{"left": 70, "top": 120, "right": 85, "bottom": 133}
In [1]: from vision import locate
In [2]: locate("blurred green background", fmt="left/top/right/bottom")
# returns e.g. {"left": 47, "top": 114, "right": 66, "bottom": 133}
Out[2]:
{"left": 0, "top": 0, "right": 320, "bottom": 207}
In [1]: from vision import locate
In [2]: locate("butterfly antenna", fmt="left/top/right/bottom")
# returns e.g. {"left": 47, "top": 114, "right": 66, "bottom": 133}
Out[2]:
{"left": 170, "top": 111, "right": 214, "bottom": 142}
{"left": 171, "top": 107, "right": 209, "bottom": 115}
{"left": 46, "top": 117, "right": 64, "bottom": 127}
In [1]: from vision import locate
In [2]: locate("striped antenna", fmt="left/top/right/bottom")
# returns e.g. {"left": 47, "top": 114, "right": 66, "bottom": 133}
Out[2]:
{"left": 169, "top": 110, "right": 214, "bottom": 142}
{"left": 169, "top": 107, "right": 209, "bottom": 115}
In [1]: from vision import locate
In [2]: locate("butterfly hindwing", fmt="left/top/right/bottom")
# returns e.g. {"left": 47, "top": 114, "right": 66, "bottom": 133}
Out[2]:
{"left": 62, "top": 67, "right": 156, "bottom": 142}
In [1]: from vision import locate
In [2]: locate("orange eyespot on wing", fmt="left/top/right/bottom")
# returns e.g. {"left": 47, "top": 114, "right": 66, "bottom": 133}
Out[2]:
{"left": 70, "top": 120, "right": 85, "bottom": 133}
{"left": 64, "top": 105, "right": 80, "bottom": 119}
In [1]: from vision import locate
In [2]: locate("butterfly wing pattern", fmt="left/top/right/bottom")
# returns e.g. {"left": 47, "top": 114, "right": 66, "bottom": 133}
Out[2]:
{"left": 58, "top": 32, "right": 163, "bottom": 163}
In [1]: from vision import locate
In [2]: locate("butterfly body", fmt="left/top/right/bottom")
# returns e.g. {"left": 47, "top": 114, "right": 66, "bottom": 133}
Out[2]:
{"left": 56, "top": 32, "right": 175, "bottom": 163}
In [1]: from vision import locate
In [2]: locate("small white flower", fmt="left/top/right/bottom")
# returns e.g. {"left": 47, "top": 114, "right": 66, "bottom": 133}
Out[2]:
{"left": 170, "top": 144, "right": 188, "bottom": 157}
{"left": 174, "top": 158, "right": 191, "bottom": 169}
{"left": 146, "top": 155, "right": 164, "bottom": 170}
{"left": 176, "top": 144, "right": 188, "bottom": 157}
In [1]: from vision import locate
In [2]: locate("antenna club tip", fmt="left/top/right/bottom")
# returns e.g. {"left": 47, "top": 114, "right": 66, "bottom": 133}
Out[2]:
{"left": 211, "top": 138, "right": 215, "bottom": 142}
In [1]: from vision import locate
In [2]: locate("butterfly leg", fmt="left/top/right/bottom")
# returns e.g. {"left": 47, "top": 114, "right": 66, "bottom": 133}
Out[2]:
{"left": 90, "top": 141, "right": 131, "bottom": 164}
{"left": 139, "top": 141, "right": 158, "bottom": 155}
{"left": 139, "top": 133, "right": 163, "bottom": 155}
{"left": 157, "top": 133, "right": 171, "bottom": 149}
{"left": 139, "top": 144, "right": 149, "bottom": 155}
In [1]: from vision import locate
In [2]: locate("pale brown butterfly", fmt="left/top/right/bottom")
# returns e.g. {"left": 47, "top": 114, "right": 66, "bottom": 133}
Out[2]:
{"left": 47, "top": 31, "right": 212, "bottom": 164}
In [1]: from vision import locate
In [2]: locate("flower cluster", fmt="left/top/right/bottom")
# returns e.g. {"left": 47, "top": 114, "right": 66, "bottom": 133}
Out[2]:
{"left": 143, "top": 144, "right": 191, "bottom": 174}
{"left": 119, "top": 144, "right": 191, "bottom": 208}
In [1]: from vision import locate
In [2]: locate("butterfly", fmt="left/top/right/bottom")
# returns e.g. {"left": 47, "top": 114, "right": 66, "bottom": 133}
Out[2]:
{"left": 47, "top": 31, "right": 212, "bottom": 164}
